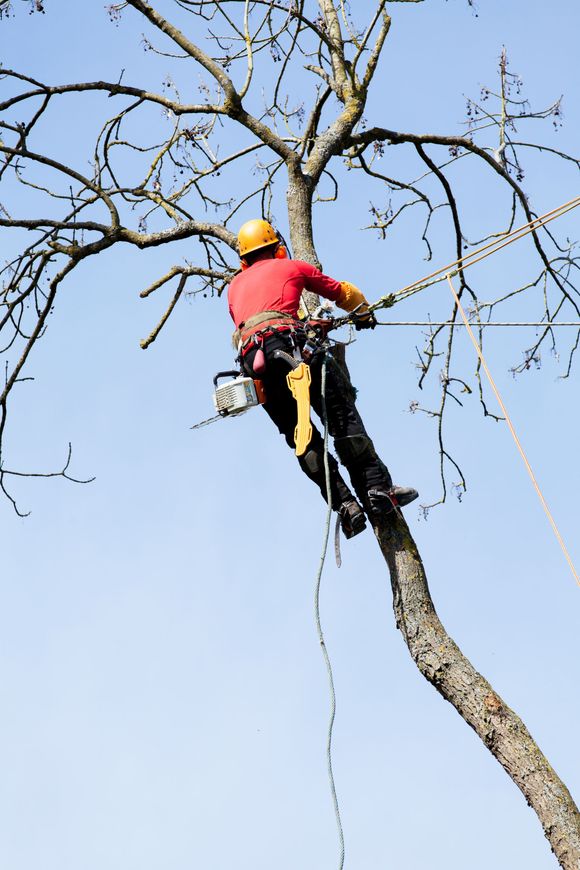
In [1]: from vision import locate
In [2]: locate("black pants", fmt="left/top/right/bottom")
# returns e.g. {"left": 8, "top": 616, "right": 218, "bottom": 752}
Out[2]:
{"left": 243, "top": 331, "right": 392, "bottom": 509}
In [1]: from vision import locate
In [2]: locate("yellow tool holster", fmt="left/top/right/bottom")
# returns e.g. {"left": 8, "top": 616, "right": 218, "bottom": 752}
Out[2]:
{"left": 286, "top": 362, "right": 313, "bottom": 456}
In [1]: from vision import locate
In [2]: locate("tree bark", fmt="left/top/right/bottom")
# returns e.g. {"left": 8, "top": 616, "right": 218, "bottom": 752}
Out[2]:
{"left": 375, "top": 511, "right": 580, "bottom": 868}
{"left": 286, "top": 167, "right": 318, "bottom": 260}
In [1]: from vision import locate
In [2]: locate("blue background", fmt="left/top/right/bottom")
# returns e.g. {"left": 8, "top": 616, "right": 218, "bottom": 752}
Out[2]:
{"left": 1, "top": 2, "right": 579, "bottom": 868}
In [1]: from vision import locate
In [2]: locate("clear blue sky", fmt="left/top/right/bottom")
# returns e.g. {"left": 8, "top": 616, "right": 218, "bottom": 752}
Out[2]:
{"left": 1, "top": 2, "right": 579, "bottom": 869}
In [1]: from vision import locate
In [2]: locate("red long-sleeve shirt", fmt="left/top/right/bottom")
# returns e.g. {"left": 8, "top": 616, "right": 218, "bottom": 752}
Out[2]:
{"left": 228, "top": 258, "right": 341, "bottom": 327}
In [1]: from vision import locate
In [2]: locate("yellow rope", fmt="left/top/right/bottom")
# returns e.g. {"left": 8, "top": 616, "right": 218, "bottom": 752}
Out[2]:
{"left": 370, "top": 194, "right": 580, "bottom": 311}
{"left": 446, "top": 274, "right": 580, "bottom": 587}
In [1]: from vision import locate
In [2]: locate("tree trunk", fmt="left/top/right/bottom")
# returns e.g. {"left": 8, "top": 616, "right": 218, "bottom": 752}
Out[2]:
{"left": 375, "top": 511, "right": 580, "bottom": 868}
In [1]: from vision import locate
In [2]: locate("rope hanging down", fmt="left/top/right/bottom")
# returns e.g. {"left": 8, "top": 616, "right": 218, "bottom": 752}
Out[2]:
{"left": 447, "top": 274, "right": 580, "bottom": 587}
{"left": 316, "top": 354, "right": 346, "bottom": 870}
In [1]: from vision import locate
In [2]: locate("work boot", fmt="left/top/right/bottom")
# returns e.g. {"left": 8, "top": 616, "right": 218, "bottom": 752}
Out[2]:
{"left": 367, "top": 485, "right": 419, "bottom": 519}
{"left": 338, "top": 498, "right": 367, "bottom": 539}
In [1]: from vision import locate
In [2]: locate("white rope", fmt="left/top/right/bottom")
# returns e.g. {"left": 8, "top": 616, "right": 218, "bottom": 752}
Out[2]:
{"left": 315, "top": 353, "right": 346, "bottom": 870}
{"left": 373, "top": 321, "right": 580, "bottom": 328}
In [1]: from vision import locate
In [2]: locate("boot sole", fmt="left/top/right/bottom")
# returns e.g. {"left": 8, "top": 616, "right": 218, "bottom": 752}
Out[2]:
{"left": 343, "top": 512, "right": 367, "bottom": 539}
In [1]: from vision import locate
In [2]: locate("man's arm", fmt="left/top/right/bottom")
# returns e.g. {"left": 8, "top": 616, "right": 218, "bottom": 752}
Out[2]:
{"left": 300, "top": 263, "right": 375, "bottom": 329}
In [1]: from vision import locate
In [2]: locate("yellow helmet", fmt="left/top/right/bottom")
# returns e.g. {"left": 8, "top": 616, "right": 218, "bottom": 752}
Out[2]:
{"left": 238, "top": 219, "right": 279, "bottom": 258}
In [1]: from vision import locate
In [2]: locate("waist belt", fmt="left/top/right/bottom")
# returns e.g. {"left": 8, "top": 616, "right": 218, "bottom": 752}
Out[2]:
{"left": 233, "top": 310, "right": 302, "bottom": 353}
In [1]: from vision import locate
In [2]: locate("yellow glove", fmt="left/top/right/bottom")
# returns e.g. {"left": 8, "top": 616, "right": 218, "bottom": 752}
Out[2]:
{"left": 336, "top": 281, "right": 369, "bottom": 313}
{"left": 336, "top": 282, "right": 376, "bottom": 329}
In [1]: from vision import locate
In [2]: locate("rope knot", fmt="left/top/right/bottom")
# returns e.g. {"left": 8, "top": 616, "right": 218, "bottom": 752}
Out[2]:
{"left": 372, "top": 292, "right": 395, "bottom": 312}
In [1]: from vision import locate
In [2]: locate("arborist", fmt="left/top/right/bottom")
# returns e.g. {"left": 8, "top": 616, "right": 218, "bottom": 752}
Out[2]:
{"left": 228, "top": 218, "right": 418, "bottom": 539}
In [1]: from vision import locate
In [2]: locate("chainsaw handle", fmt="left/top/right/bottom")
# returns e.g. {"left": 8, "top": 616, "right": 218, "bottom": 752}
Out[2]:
{"left": 213, "top": 370, "right": 241, "bottom": 387}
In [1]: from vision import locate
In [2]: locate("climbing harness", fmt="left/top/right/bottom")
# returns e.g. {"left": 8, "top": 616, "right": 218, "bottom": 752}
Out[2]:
{"left": 232, "top": 310, "right": 298, "bottom": 353}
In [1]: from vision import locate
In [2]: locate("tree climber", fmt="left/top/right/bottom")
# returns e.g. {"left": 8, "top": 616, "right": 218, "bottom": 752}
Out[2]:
{"left": 228, "top": 219, "right": 418, "bottom": 539}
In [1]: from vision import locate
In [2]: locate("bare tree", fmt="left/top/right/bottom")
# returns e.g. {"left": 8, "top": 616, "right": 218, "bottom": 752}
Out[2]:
{"left": 1, "top": 1, "right": 579, "bottom": 865}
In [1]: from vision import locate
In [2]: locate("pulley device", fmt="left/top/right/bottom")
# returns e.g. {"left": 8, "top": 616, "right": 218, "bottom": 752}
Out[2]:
{"left": 212, "top": 371, "right": 266, "bottom": 417}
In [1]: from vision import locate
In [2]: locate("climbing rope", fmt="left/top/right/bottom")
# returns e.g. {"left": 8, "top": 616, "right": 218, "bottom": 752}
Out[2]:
{"left": 372, "top": 321, "right": 580, "bottom": 328}
{"left": 359, "top": 194, "right": 580, "bottom": 316}
{"left": 315, "top": 353, "right": 346, "bottom": 870}
{"left": 447, "top": 274, "right": 580, "bottom": 587}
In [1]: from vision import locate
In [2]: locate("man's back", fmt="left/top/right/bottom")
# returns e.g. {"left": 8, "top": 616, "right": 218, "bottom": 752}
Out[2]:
{"left": 228, "top": 258, "right": 341, "bottom": 326}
